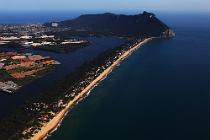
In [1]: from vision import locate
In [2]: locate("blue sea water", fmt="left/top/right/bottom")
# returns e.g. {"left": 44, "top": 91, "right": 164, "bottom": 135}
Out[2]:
{"left": 0, "top": 37, "right": 125, "bottom": 118}
{"left": 46, "top": 13, "right": 210, "bottom": 140}
{"left": 0, "top": 11, "right": 210, "bottom": 140}
{"left": 0, "top": 11, "right": 80, "bottom": 24}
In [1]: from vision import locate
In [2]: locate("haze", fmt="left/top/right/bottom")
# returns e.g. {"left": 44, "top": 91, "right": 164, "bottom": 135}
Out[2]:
{"left": 1, "top": 0, "right": 210, "bottom": 13}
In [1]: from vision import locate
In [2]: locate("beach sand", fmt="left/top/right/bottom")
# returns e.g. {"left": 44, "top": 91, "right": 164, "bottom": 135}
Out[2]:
{"left": 30, "top": 38, "right": 153, "bottom": 140}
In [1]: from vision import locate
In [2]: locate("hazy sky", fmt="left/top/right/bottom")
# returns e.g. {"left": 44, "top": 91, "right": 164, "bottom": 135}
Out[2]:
{"left": 1, "top": 0, "right": 210, "bottom": 12}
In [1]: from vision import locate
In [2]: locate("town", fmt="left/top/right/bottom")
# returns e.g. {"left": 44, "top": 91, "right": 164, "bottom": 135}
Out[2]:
{"left": 0, "top": 52, "right": 60, "bottom": 93}
{"left": 0, "top": 24, "right": 89, "bottom": 53}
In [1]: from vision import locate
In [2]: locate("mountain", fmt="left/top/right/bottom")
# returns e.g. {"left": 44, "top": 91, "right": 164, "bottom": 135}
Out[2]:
{"left": 45, "top": 11, "right": 175, "bottom": 37}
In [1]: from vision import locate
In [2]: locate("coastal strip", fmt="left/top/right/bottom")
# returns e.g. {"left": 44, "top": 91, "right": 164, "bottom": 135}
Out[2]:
{"left": 31, "top": 37, "right": 153, "bottom": 140}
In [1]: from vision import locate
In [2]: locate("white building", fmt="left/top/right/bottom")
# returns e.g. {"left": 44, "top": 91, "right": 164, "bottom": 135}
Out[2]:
{"left": 0, "top": 36, "right": 19, "bottom": 41}
{"left": 52, "top": 22, "right": 58, "bottom": 27}
{"left": 20, "top": 36, "right": 33, "bottom": 39}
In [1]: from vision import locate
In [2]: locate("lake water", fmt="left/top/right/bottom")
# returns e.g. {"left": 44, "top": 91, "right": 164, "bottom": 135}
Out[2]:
{"left": 0, "top": 37, "right": 125, "bottom": 118}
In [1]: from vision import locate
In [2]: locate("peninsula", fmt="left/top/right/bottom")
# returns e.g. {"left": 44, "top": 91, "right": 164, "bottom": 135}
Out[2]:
{"left": 0, "top": 11, "right": 174, "bottom": 139}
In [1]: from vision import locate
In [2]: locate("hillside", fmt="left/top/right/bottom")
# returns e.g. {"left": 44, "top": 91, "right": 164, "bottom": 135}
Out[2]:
{"left": 45, "top": 11, "right": 175, "bottom": 37}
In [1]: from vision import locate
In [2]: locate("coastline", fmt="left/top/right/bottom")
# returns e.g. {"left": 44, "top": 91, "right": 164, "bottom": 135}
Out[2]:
{"left": 30, "top": 37, "right": 153, "bottom": 140}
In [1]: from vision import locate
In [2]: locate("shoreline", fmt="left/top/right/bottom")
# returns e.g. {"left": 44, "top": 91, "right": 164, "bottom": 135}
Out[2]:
{"left": 30, "top": 37, "right": 153, "bottom": 140}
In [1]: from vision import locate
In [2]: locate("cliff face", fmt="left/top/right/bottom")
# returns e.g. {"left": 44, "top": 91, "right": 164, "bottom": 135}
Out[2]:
{"left": 162, "top": 29, "right": 176, "bottom": 38}
{"left": 46, "top": 11, "right": 174, "bottom": 37}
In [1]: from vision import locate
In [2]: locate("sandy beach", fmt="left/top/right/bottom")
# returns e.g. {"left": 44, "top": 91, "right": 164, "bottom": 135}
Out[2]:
{"left": 30, "top": 38, "right": 153, "bottom": 140}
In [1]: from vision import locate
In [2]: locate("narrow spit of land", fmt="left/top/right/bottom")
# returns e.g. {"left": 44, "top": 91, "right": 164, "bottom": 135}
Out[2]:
{"left": 31, "top": 38, "right": 153, "bottom": 140}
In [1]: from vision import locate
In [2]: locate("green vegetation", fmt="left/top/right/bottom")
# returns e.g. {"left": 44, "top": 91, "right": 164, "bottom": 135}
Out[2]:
{"left": 34, "top": 43, "right": 89, "bottom": 53}
{"left": 0, "top": 38, "right": 140, "bottom": 139}
{"left": 0, "top": 70, "right": 13, "bottom": 82}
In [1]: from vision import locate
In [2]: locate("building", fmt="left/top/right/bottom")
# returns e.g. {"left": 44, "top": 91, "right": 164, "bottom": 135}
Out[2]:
{"left": 20, "top": 36, "right": 33, "bottom": 39}
{"left": 51, "top": 23, "right": 58, "bottom": 27}
{"left": 12, "top": 55, "right": 27, "bottom": 60}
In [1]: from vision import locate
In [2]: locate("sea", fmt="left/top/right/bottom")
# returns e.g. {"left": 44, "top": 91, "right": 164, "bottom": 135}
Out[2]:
{"left": 0, "top": 11, "right": 210, "bottom": 140}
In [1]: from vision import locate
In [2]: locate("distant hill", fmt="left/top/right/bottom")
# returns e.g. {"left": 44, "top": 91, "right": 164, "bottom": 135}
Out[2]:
{"left": 45, "top": 11, "right": 174, "bottom": 37}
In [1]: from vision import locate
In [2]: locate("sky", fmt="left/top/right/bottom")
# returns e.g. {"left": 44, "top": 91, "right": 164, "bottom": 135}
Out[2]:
{"left": 0, "top": 0, "right": 210, "bottom": 13}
